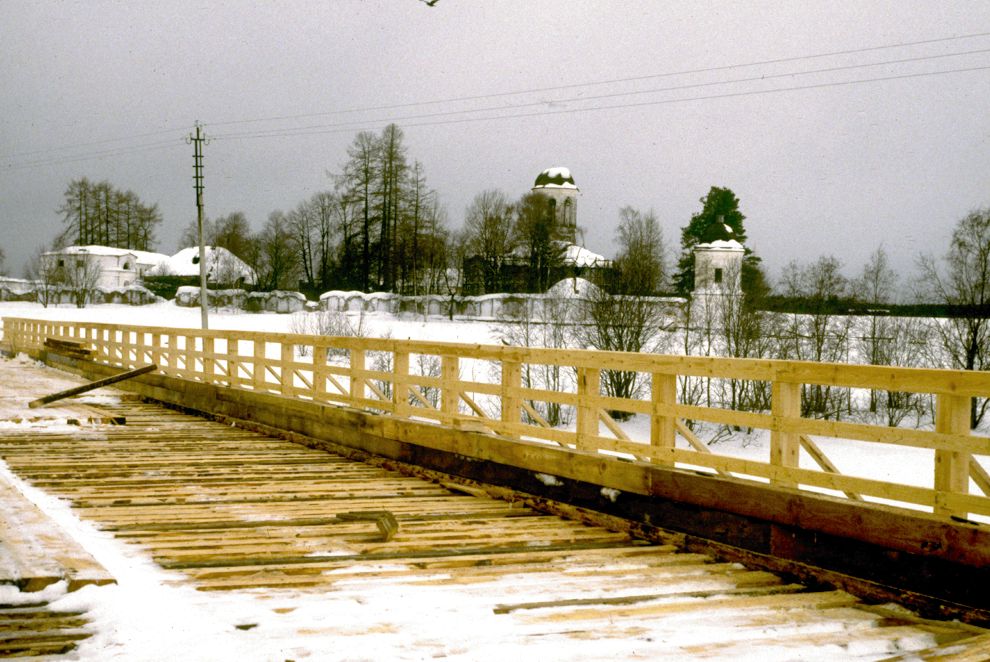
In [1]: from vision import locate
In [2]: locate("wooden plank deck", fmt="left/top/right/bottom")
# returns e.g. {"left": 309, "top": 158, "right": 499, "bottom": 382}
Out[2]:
{"left": 0, "top": 603, "right": 91, "bottom": 658}
{"left": 0, "top": 358, "right": 988, "bottom": 659}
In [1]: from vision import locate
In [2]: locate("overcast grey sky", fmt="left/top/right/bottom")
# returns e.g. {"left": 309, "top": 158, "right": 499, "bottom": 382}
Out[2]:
{"left": 2, "top": 1, "right": 989, "bottom": 288}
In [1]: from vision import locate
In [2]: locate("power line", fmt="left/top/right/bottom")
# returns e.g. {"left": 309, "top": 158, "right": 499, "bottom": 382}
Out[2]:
{"left": 206, "top": 30, "right": 990, "bottom": 129}
{"left": 3, "top": 35, "right": 989, "bottom": 170}
{"left": 2, "top": 139, "right": 182, "bottom": 172}
{"left": 399, "top": 64, "right": 990, "bottom": 130}
{"left": 3, "top": 126, "right": 184, "bottom": 160}
{"left": 212, "top": 48, "right": 990, "bottom": 141}
{"left": 212, "top": 64, "right": 990, "bottom": 142}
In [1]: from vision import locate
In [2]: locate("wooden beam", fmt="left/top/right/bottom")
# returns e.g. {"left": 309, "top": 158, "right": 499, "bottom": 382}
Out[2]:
{"left": 28, "top": 364, "right": 157, "bottom": 409}
{"left": 799, "top": 434, "right": 862, "bottom": 501}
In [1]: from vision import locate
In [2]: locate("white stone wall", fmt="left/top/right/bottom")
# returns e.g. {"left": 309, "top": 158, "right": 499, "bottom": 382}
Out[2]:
{"left": 318, "top": 289, "right": 684, "bottom": 321}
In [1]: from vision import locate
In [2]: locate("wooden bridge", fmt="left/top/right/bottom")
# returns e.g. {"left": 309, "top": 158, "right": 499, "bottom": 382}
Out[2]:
{"left": 2, "top": 317, "right": 990, "bottom": 658}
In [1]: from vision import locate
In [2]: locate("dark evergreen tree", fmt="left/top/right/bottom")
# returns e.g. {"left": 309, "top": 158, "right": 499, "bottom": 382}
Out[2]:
{"left": 674, "top": 186, "right": 760, "bottom": 295}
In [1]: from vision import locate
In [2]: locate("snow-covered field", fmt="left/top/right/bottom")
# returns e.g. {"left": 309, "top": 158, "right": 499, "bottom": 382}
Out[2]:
{"left": 0, "top": 301, "right": 987, "bottom": 659}
{"left": 0, "top": 300, "right": 492, "bottom": 343}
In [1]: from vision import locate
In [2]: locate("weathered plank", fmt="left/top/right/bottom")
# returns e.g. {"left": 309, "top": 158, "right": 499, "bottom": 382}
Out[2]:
{"left": 0, "top": 476, "right": 114, "bottom": 592}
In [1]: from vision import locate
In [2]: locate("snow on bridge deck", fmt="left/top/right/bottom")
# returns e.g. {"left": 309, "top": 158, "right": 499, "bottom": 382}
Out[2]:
{"left": 0, "top": 357, "right": 988, "bottom": 660}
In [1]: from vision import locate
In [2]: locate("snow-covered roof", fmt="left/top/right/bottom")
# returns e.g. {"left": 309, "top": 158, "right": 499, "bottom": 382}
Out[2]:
{"left": 695, "top": 239, "right": 744, "bottom": 251}
{"left": 44, "top": 245, "right": 170, "bottom": 265}
{"left": 169, "top": 246, "right": 256, "bottom": 283}
{"left": 563, "top": 244, "right": 607, "bottom": 267}
{"left": 46, "top": 245, "right": 136, "bottom": 258}
{"left": 128, "top": 249, "right": 171, "bottom": 266}
{"left": 533, "top": 167, "right": 578, "bottom": 190}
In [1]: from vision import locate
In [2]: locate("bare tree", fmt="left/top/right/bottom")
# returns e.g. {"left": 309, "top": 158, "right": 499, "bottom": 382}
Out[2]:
{"left": 25, "top": 246, "right": 59, "bottom": 308}
{"left": 442, "top": 228, "right": 469, "bottom": 319}
{"left": 62, "top": 254, "right": 102, "bottom": 308}
{"left": 288, "top": 199, "right": 318, "bottom": 293}
{"left": 419, "top": 204, "right": 450, "bottom": 296}
{"left": 255, "top": 211, "right": 299, "bottom": 291}
{"left": 578, "top": 207, "right": 668, "bottom": 417}
{"left": 499, "top": 294, "right": 575, "bottom": 426}
{"left": 873, "top": 316, "right": 928, "bottom": 426}
{"left": 614, "top": 207, "right": 666, "bottom": 294}
{"left": 463, "top": 189, "right": 515, "bottom": 293}
{"left": 377, "top": 124, "right": 408, "bottom": 290}
{"left": 918, "top": 208, "right": 990, "bottom": 427}
{"left": 58, "top": 178, "right": 161, "bottom": 251}
{"left": 718, "top": 261, "right": 776, "bottom": 415}
{"left": 779, "top": 256, "right": 852, "bottom": 419}
{"left": 853, "top": 246, "right": 899, "bottom": 413}
{"left": 337, "top": 131, "right": 380, "bottom": 291}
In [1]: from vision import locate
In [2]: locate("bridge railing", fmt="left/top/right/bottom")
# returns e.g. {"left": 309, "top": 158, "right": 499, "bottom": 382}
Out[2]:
{"left": 5, "top": 316, "right": 990, "bottom": 521}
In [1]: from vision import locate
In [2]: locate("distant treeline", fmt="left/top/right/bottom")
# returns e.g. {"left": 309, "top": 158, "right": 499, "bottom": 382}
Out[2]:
{"left": 758, "top": 296, "right": 990, "bottom": 319}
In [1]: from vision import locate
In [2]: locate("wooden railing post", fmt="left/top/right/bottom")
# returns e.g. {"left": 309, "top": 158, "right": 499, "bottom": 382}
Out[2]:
{"left": 313, "top": 343, "right": 326, "bottom": 403}
{"left": 279, "top": 342, "right": 293, "bottom": 396}
{"left": 771, "top": 381, "right": 801, "bottom": 486}
{"left": 934, "top": 393, "right": 971, "bottom": 517}
{"left": 441, "top": 355, "right": 460, "bottom": 424}
{"left": 150, "top": 332, "right": 162, "bottom": 369}
{"left": 576, "top": 367, "right": 600, "bottom": 450}
{"left": 252, "top": 339, "right": 267, "bottom": 392}
{"left": 651, "top": 372, "right": 677, "bottom": 463}
{"left": 393, "top": 350, "right": 410, "bottom": 417}
{"left": 203, "top": 335, "right": 215, "bottom": 384}
{"left": 501, "top": 360, "right": 522, "bottom": 436}
{"left": 183, "top": 334, "right": 195, "bottom": 373}
{"left": 166, "top": 333, "right": 177, "bottom": 373}
{"left": 349, "top": 348, "right": 365, "bottom": 405}
{"left": 119, "top": 330, "right": 131, "bottom": 367}
{"left": 227, "top": 335, "right": 240, "bottom": 389}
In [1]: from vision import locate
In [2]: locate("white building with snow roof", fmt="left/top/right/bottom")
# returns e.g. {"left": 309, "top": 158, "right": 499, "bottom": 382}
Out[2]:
{"left": 43, "top": 246, "right": 170, "bottom": 290}
{"left": 42, "top": 244, "right": 256, "bottom": 291}
{"left": 693, "top": 240, "right": 744, "bottom": 296}
{"left": 168, "top": 246, "right": 256, "bottom": 287}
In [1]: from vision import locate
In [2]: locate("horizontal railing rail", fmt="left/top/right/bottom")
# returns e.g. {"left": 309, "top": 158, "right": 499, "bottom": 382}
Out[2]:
{"left": 5, "top": 316, "right": 989, "bottom": 522}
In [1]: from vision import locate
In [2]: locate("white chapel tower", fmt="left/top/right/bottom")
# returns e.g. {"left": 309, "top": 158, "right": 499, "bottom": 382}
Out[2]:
{"left": 531, "top": 167, "right": 579, "bottom": 244}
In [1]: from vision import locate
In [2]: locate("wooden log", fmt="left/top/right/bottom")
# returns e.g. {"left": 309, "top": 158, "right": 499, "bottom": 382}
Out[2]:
{"left": 43, "top": 338, "right": 93, "bottom": 360}
{"left": 28, "top": 364, "right": 157, "bottom": 409}
{"left": 334, "top": 510, "right": 399, "bottom": 541}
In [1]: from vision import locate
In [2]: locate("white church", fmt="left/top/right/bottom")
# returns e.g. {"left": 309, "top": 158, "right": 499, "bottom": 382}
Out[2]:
{"left": 531, "top": 166, "right": 745, "bottom": 297}
{"left": 530, "top": 166, "right": 609, "bottom": 269}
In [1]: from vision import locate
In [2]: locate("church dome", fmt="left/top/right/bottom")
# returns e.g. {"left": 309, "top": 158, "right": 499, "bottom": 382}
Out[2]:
{"left": 533, "top": 167, "right": 577, "bottom": 189}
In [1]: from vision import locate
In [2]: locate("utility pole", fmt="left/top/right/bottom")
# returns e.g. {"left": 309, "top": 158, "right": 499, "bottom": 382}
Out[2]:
{"left": 187, "top": 122, "right": 209, "bottom": 329}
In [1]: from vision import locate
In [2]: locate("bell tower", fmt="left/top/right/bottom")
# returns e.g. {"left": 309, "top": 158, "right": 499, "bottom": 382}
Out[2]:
{"left": 532, "top": 167, "right": 579, "bottom": 243}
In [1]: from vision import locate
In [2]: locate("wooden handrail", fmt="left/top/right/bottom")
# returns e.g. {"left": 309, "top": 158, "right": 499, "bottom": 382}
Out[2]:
{"left": 5, "top": 316, "right": 989, "bottom": 521}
